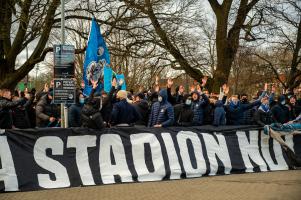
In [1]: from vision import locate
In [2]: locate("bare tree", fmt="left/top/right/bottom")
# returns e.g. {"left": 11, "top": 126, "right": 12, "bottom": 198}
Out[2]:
{"left": 255, "top": 0, "right": 301, "bottom": 91}
{"left": 207, "top": 0, "right": 264, "bottom": 92}
{"left": 0, "top": 0, "right": 135, "bottom": 89}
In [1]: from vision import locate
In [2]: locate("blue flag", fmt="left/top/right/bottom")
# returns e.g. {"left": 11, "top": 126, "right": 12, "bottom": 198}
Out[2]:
{"left": 116, "top": 74, "right": 127, "bottom": 90}
{"left": 83, "top": 18, "right": 110, "bottom": 96}
{"left": 103, "top": 67, "right": 113, "bottom": 93}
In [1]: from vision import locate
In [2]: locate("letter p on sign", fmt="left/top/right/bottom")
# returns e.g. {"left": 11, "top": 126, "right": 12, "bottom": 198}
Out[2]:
{"left": 56, "top": 81, "right": 61, "bottom": 88}
{"left": 56, "top": 46, "right": 61, "bottom": 53}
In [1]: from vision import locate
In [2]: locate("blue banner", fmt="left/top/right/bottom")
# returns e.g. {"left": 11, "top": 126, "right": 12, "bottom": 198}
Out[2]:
{"left": 104, "top": 67, "right": 113, "bottom": 93}
{"left": 116, "top": 74, "right": 127, "bottom": 90}
{"left": 83, "top": 18, "right": 111, "bottom": 96}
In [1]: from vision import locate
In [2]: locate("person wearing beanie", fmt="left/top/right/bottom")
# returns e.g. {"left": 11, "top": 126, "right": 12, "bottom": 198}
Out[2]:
{"left": 148, "top": 89, "right": 174, "bottom": 127}
{"left": 111, "top": 90, "right": 141, "bottom": 126}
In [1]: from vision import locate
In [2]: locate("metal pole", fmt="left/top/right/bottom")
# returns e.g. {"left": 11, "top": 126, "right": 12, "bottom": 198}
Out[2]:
{"left": 35, "top": 64, "right": 39, "bottom": 88}
{"left": 26, "top": 46, "right": 29, "bottom": 86}
{"left": 61, "top": 0, "right": 65, "bottom": 44}
{"left": 60, "top": 0, "right": 66, "bottom": 128}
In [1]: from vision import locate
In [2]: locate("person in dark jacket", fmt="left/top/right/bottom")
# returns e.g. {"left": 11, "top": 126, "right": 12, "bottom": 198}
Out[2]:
{"left": 254, "top": 96, "right": 275, "bottom": 126}
{"left": 203, "top": 96, "right": 217, "bottom": 125}
{"left": 36, "top": 89, "right": 60, "bottom": 127}
{"left": 240, "top": 94, "right": 256, "bottom": 125}
{"left": 190, "top": 91, "right": 209, "bottom": 126}
{"left": 11, "top": 92, "right": 33, "bottom": 129}
{"left": 133, "top": 93, "right": 149, "bottom": 126}
{"left": 271, "top": 95, "right": 290, "bottom": 124}
{"left": 225, "top": 92, "right": 265, "bottom": 125}
{"left": 213, "top": 100, "right": 226, "bottom": 126}
{"left": 166, "top": 78, "right": 184, "bottom": 105}
{"left": 288, "top": 95, "right": 301, "bottom": 120}
{"left": 0, "top": 89, "right": 25, "bottom": 129}
{"left": 81, "top": 80, "right": 104, "bottom": 129}
{"left": 68, "top": 90, "right": 84, "bottom": 127}
{"left": 25, "top": 90, "right": 36, "bottom": 128}
{"left": 174, "top": 95, "right": 194, "bottom": 126}
{"left": 111, "top": 90, "right": 141, "bottom": 126}
{"left": 148, "top": 89, "right": 174, "bottom": 127}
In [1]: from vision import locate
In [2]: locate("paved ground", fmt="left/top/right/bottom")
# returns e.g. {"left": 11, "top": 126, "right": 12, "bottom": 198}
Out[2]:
{"left": 1, "top": 170, "right": 301, "bottom": 200}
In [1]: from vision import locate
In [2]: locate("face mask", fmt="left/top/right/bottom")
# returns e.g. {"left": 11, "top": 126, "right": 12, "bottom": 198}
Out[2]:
{"left": 281, "top": 100, "right": 286, "bottom": 105}
{"left": 79, "top": 98, "right": 85, "bottom": 104}
{"left": 232, "top": 100, "right": 239, "bottom": 106}
{"left": 185, "top": 99, "right": 192, "bottom": 105}
{"left": 158, "top": 96, "right": 163, "bottom": 102}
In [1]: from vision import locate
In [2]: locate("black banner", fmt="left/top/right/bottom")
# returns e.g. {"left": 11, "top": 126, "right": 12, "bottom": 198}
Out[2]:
{"left": 0, "top": 126, "right": 300, "bottom": 192}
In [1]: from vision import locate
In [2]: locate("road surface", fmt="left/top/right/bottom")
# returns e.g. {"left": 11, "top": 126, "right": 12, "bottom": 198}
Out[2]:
{"left": 1, "top": 170, "right": 301, "bottom": 200}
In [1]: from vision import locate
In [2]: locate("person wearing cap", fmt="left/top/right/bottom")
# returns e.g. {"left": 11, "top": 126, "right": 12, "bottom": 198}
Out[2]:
{"left": 35, "top": 89, "right": 60, "bottom": 127}
{"left": 111, "top": 90, "right": 141, "bottom": 126}
{"left": 148, "top": 89, "right": 174, "bottom": 127}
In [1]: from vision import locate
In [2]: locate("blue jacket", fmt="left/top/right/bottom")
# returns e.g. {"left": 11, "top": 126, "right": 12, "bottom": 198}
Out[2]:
{"left": 148, "top": 89, "right": 174, "bottom": 127}
{"left": 225, "top": 100, "right": 261, "bottom": 125}
{"left": 111, "top": 99, "right": 141, "bottom": 125}
{"left": 191, "top": 92, "right": 209, "bottom": 125}
{"left": 213, "top": 100, "right": 226, "bottom": 126}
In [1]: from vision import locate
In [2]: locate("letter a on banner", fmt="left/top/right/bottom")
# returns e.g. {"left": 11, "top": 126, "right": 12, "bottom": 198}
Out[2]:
{"left": 99, "top": 134, "right": 133, "bottom": 184}
{"left": 0, "top": 136, "right": 19, "bottom": 192}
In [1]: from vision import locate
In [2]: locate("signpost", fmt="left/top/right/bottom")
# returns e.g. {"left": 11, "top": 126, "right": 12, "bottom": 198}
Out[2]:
{"left": 53, "top": 79, "right": 76, "bottom": 104}
{"left": 54, "top": 0, "right": 74, "bottom": 128}
{"left": 54, "top": 44, "right": 75, "bottom": 78}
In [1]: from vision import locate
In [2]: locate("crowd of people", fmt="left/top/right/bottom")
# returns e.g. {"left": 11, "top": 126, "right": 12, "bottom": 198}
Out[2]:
{"left": 1, "top": 77, "right": 301, "bottom": 130}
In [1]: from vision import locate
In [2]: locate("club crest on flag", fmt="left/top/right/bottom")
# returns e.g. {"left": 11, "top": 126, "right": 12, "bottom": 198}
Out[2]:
{"left": 83, "top": 18, "right": 111, "bottom": 96}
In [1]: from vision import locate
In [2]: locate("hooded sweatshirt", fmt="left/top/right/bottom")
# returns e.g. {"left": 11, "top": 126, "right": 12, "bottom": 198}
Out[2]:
{"left": 190, "top": 91, "right": 209, "bottom": 125}
{"left": 148, "top": 89, "right": 174, "bottom": 127}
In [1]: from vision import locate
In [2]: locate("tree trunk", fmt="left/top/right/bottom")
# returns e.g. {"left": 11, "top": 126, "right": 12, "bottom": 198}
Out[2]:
{"left": 208, "top": 9, "right": 233, "bottom": 93}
